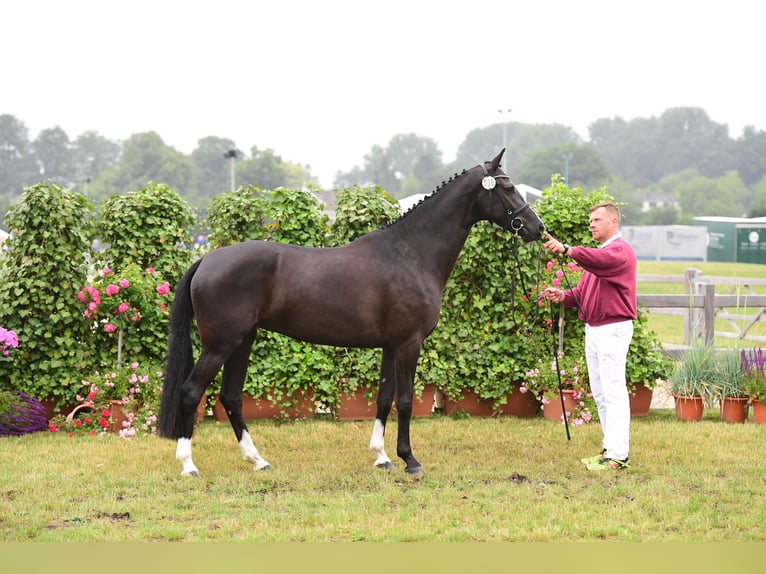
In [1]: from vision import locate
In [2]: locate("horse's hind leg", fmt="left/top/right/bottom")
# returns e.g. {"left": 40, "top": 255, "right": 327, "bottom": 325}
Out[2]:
{"left": 176, "top": 351, "right": 228, "bottom": 477}
{"left": 219, "top": 334, "right": 271, "bottom": 471}
{"left": 369, "top": 348, "right": 395, "bottom": 470}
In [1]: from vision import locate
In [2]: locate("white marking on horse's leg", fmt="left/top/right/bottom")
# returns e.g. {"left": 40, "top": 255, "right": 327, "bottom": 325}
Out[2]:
{"left": 239, "top": 429, "right": 271, "bottom": 471}
{"left": 175, "top": 438, "right": 200, "bottom": 477}
{"left": 369, "top": 419, "right": 392, "bottom": 467}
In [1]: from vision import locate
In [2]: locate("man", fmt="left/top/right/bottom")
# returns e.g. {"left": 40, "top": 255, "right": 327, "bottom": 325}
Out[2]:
{"left": 541, "top": 202, "right": 637, "bottom": 471}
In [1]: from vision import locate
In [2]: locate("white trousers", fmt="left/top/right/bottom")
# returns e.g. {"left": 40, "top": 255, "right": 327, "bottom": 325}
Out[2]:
{"left": 585, "top": 320, "right": 634, "bottom": 460}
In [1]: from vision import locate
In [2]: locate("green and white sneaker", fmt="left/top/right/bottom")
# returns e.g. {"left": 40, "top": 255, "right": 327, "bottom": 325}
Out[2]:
{"left": 585, "top": 457, "right": 630, "bottom": 471}
{"left": 580, "top": 449, "right": 606, "bottom": 465}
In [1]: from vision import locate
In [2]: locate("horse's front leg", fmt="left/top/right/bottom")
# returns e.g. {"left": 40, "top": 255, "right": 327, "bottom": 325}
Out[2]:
{"left": 395, "top": 343, "right": 425, "bottom": 475}
{"left": 369, "top": 348, "right": 395, "bottom": 470}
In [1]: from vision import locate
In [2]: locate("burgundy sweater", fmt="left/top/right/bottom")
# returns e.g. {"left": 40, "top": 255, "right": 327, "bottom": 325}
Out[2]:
{"left": 562, "top": 236, "right": 637, "bottom": 326}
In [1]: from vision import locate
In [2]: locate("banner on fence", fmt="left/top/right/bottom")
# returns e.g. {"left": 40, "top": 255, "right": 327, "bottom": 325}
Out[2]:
{"left": 623, "top": 225, "right": 707, "bottom": 261}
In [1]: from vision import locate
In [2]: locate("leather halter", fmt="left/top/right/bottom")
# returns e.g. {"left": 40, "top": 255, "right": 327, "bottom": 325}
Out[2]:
{"left": 479, "top": 162, "right": 531, "bottom": 234}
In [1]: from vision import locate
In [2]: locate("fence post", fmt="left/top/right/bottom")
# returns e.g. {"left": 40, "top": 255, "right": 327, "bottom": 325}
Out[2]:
{"left": 702, "top": 283, "right": 716, "bottom": 345}
{"left": 684, "top": 268, "right": 701, "bottom": 344}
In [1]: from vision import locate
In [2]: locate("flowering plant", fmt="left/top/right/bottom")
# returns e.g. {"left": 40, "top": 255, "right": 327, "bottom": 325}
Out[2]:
{"left": 0, "top": 326, "right": 19, "bottom": 360}
{"left": 78, "top": 263, "right": 171, "bottom": 366}
{"left": 48, "top": 361, "right": 163, "bottom": 439}
{"left": 741, "top": 347, "right": 766, "bottom": 403}
{"left": 48, "top": 404, "right": 112, "bottom": 437}
{"left": 0, "top": 391, "right": 48, "bottom": 436}
{"left": 522, "top": 350, "right": 596, "bottom": 426}
{"left": 535, "top": 259, "right": 583, "bottom": 307}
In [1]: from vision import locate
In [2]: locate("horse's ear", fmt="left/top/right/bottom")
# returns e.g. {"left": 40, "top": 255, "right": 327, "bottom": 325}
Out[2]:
{"left": 490, "top": 148, "right": 506, "bottom": 170}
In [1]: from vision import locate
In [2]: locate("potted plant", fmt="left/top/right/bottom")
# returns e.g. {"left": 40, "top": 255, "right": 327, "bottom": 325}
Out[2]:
{"left": 668, "top": 343, "right": 718, "bottom": 421}
{"left": 712, "top": 349, "right": 749, "bottom": 423}
{"left": 524, "top": 344, "right": 596, "bottom": 426}
{"left": 626, "top": 306, "right": 674, "bottom": 416}
{"left": 741, "top": 347, "right": 766, "bottom": 424}
{"left": 48, "top": 360, "right": 164, "bottom": 437}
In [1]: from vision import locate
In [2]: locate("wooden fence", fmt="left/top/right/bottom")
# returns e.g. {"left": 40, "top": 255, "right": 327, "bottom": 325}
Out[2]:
{"left": 638, "top": 268, "right": 766, "bottom": 347}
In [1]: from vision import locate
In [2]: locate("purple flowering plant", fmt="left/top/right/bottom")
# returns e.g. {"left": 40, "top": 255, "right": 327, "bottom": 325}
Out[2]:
{"left": 0, "top": 326, "right": 19, "bottom": 359}
{"left": 741, "top": 347, "right": 766, "bottom": 402}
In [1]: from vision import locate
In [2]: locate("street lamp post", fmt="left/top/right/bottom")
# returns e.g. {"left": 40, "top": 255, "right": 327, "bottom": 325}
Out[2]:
{"left": 562, "top": 153, "right": 573, "bottom": 186}
{"left": 223, "top": 148, "right": 240, "bottom": 192}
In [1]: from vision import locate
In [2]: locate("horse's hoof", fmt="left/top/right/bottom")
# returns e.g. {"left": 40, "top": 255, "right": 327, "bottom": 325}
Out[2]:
{"left": 182, "top": 470, "right": 200, "bottom": 478}
{"left": 255, "top": 464, "right": 272, "bottom": 472}
{"left": 405, "top": 465, "right": 426, "bottom": 476}
{"left": 375, "top": 461, "right": 395, "bottom": 471}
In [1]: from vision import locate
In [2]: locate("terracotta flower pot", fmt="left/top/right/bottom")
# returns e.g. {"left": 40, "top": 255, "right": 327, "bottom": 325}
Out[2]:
{"left": 213, "top": 390, "right": 316, "bottom": 422}
{"left": 543, "top": 389, "right": 576, "bottom": 422}
{"left": 673, "top": 394, "right": 705, "bottom": 422}
{"left": 752, "top": 399, "right": 766, "bottom": 424}
{"left": 497, "top": 382, "right": 540, "bottom": 418}
{"left": 720, "top": 397, "right": 749, "bottom": 424}
{"left": 629, "top": 381, "right": 654, "bottom": 417}
{"left": 443, "top": 389, "right": 494, "bottom": 417}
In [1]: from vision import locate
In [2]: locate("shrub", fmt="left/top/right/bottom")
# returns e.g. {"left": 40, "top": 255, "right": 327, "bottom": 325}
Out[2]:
{"left": 0, "top": 182, "right": 95, "bottom": 407}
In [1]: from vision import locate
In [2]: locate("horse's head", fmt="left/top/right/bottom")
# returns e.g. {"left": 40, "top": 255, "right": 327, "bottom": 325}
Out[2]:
{"left": 474, "top": 149, "right": 545, "bottom": 242}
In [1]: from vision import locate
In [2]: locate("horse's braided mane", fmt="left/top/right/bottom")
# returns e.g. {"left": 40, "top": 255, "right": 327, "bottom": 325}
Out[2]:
{"left": 383, "top": 168, "right": 469, "bottom": 228}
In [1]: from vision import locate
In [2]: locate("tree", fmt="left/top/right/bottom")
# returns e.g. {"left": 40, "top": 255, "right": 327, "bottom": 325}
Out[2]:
{"left": 455, "top": 122, "right": 581, "bottom": 175}
{"left": 0, "top": 114, "right": 38, "bottom": 216}
{"left": 747, "top": 175, "right": 766, "bottom": 217}
{"left": 734, "top": 126, "right": 766, "bottom": 187}
{"left": 675, "top": 169, "right": 747, "bottom": 218}
{"left": 191, "top": 136, "right": 237, "bottom": 200}
{"left": 32, "top": 126, "right": 73, "bottom": 186}
{"left": 514, "top": 143, "right": 610, "bottom": 190}
{"left": 88, "top": 132, "right": 197, "bottom": 204}
{"left": 236, "top": 146, "right": 314, "bottom": 191}
{"left": 334, "top": 133, "right": 443, "bottom": 198}
{"left": 70, "top": 131, "right": 121, "bottom": 195}
{"left": 590, "top": 107, "right": 735, "bottom": 187}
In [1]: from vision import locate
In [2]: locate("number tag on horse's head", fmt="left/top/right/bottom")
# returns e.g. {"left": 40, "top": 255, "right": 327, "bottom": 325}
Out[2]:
{"left": 481, "top": 176, "right": 496, "bottom": 190}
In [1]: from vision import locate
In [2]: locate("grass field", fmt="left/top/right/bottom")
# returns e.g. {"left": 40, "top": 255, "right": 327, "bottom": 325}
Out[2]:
{"left": 1, "top": 412, "right": 765, "bottom": 543}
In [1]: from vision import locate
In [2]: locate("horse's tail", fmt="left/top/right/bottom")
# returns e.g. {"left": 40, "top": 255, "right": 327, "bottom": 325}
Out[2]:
{"left": 158, "top": 258, "right": 203, "bottom": 439}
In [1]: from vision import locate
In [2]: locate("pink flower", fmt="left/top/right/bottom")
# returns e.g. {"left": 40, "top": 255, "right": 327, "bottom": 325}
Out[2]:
{"left": 101, "top": 267, "right": 111, "bottom": 276}
{"left": 105, "top": 284, "right": 120, "bottom": 297}
{"left": 119, "top": 278, "right": 130, "bottom": 288}
{"left": 156, "top": 282, "right": 171, "bottom": 296}
{"left": 145, "top": 267, "right": 156, "bottom": 274}
{"left": 117, "top": 303, "right": 130, "bottom": 314}
{"left": 104, "top": 323, "right": 117, "bottom": 333}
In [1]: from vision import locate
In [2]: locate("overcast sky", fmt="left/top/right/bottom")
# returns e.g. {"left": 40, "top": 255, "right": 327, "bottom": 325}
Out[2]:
{"left": 3, "top": 1, "right": 764, "bottom": 186}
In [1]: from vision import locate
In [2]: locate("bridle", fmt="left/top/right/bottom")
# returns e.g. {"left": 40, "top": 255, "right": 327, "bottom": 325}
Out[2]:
{"left": 477, "top": 161, "right": 542, "bottom": 323}
{"left": 479, "top": 162, "right": 532, "bottom": 234}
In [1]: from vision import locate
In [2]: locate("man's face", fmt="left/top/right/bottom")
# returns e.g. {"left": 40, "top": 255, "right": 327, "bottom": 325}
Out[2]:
{"left": 588, "top": 207, "right": 616, "bottom": 244}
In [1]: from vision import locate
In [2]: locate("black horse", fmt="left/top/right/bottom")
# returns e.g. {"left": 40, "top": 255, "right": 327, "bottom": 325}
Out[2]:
{"left": 158, "top": 149, "right": 544, "bottom": 476}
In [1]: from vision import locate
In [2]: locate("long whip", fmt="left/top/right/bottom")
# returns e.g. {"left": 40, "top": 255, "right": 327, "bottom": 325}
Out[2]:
{"left": 549, "top": 299, "right": 572, "bottom": 441}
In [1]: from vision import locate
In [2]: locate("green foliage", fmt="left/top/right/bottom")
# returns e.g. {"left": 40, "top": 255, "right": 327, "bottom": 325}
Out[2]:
{"left": 326, "top": 185, "right": 399, "bottom": 246}
{"left": 668, "top": 343, "right": 719, "bottom": 401}
{"left": 96, "top": 181, "right": 196, "bottom": 286}
{"left": 711, "top": 348, "right": 746, "bottom": 400}
{"left": 626, "top": 306, "right": 674, "bottom": 391}
{"left": 206, "top": 185, "right": 270, "bottom": 247}
{"left": 0, "top": 183, "right": 95, "bottom": 406}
